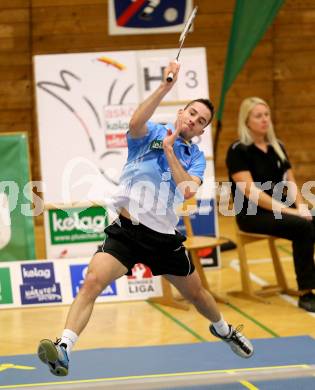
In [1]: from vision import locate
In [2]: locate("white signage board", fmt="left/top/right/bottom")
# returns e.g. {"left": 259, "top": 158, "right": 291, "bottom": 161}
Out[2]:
{"left": 0, "top": 258, "right": 162, "bottom": 309}
{"left": 34, "top": 48, "right": 212, "bottom": 204}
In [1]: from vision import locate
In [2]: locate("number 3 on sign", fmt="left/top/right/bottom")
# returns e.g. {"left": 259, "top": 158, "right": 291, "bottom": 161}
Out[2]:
{"left": 177, "top": 50, "right": 208, "bottom": 100}
{"left": 185, "top": 70, "right": 198, "bottom": 88}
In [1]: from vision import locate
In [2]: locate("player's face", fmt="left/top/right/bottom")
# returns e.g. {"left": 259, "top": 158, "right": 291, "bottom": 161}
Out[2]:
{"left": 178, "top": 102, "right": 212, "bottom": 140}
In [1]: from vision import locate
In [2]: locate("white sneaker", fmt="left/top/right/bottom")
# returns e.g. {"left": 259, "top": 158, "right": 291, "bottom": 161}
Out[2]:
{"left": 210, "top": 324, "right": 254, "bottom": 358}
{"left": 37, "top": 339, "right": 69, "bottom": 376}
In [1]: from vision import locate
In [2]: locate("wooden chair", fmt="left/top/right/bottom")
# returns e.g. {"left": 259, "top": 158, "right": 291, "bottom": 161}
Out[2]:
{"left": 150, "top": 198, "right": 229, "bottom": 310}
{"left": 229, "top": 222, "right": 299, "bottom": 303}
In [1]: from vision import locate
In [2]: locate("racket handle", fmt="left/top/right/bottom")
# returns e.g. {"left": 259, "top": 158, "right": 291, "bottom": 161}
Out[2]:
{"left": 166, "top": 71, "right": 174, "bottom": 83}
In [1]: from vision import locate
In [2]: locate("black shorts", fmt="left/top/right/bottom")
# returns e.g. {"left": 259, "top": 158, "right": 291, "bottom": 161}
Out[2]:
{"left": 96, "top": 215, "right": 194, "bottom": 276}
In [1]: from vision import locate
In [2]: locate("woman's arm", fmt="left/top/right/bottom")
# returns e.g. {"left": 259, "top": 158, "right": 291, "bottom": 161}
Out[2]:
{"left": 232, "top": 170, "right": 303, "bottom": 217}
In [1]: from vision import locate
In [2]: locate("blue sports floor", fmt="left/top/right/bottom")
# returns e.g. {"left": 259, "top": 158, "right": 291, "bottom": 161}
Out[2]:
{"left": 1, "top": 336, "right": 315, "bottom": 389}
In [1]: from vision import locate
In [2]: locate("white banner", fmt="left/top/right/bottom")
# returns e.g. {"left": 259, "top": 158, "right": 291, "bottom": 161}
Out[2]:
{"left": 0, "top": 258, "right": 162, "bottom": 309}
{"left": 34, "top": 48, "right": 212, "bottom": 204}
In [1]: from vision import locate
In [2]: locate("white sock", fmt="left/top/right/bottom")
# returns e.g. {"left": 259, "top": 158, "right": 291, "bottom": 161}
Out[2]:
{"left": 59, "top": 329, "right": 78, "bottom": 356}
{"left": 212, "top": 317, "right": 230, "bottom": 337}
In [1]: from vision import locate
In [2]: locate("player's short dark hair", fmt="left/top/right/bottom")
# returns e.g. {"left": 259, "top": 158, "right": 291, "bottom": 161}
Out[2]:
{"left": 184, "top": 99, "right": 215, "bottom": 125}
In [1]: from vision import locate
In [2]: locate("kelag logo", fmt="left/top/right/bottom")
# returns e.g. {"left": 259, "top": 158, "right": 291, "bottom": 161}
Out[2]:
{"left": 20, "top": 262, "right": 62, "bottom": 305}
{"left": 70, "top": 264, "right": 117, "bottom": 298}
{"left": 0, "top": 268, "right": 13, "bottom": 304}
{"left": 49, "top": 207, "right": 107, "bottom": 245}
{"left": 21, "top": 263, "right": 55, "bottom": 284}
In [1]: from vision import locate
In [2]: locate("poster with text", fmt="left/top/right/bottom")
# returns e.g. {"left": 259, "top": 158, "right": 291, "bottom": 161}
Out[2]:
{"left": 34, "top": 48, "right": 220, "bottom": 267}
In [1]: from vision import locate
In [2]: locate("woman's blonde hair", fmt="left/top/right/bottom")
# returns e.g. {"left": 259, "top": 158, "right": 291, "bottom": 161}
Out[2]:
{"left": 238, "top": 97, "right": 286, "bottom": 161}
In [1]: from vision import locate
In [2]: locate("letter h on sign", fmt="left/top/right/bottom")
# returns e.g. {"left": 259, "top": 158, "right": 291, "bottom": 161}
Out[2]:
{"left": 144, "top": 67, "right": 165, "bottom": 91}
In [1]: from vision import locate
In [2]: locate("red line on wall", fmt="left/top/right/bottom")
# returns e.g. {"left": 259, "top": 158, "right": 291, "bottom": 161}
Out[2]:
{"left": 117, "top": 0, "right": 147, "bottom": 27}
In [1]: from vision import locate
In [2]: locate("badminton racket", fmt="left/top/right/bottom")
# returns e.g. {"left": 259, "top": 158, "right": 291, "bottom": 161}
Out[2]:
{"left": 166, "top": 6, "right": 198, "bottom": 83}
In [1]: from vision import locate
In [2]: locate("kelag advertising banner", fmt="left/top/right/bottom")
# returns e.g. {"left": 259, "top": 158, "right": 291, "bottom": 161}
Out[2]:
{"left": 0, "top": 133, "right": 36, "bottom": 261}
{"left": 44, "top": 206, "right": 108, "bottom": 259}
{"left": 0, "top": 258, "right": 162, "bottom": 309}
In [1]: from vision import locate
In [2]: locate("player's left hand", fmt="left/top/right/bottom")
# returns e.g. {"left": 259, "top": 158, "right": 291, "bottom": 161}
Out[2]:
{"left": 163, "top": 113, "right": 182, "bottom": 151}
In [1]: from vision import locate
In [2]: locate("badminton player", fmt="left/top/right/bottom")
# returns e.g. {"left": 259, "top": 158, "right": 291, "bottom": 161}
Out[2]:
{"left": 37, "top": 60, "right": 253, "bottom": 376}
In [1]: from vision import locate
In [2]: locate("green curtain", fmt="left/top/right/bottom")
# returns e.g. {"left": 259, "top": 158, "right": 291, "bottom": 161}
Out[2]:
{"left": 0, "top": 134, "right": 36, "bottom": 261}
{"left": 216, "top": 0, "right": 285, "bottom": 121}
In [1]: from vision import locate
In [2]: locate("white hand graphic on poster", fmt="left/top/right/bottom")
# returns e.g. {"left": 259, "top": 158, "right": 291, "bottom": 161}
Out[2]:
{"left": 35, "top": 52, "right": 139, "bottom": 204}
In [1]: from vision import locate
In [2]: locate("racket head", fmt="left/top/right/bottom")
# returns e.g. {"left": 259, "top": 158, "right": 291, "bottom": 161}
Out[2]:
{"left": 179, "top": 6, "right": 198, "bottom": 43}
{"left": 166, "top": 6, "right": 198, "bottom": 82}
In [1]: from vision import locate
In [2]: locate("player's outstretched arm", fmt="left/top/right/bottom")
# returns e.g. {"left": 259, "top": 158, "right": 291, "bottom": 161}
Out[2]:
{"left": 128, "top": 61, "right": 180, "bottom": 138}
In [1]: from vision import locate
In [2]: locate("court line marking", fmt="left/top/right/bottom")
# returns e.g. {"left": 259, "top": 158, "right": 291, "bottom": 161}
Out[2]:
{"left": 0, "top": 364, "right": 36, "bottom": 372}
{"left": 148, "top": 301, "right": 268, "bottom": 389}
{"left": 148, "top": 264, "right": 281, "bottom": 339}
{"left": 0, "top": 364, "right": 311, "bottom": 389}
{"left": 240, "top": 380, "right": 259, "bottom": 390}
{"left": 277, "top": 244, "right": 294, "bottom": 256}
{"left": 227, "top": 301, "right": 279, "bottom": 337}
{"left": 147, "top": 301, "right": 207, "bottom": 342}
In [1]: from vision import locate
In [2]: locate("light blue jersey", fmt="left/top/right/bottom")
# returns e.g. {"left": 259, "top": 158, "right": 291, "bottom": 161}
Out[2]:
{"left": 112, "top": 121, "right": 206, "bottom": 233}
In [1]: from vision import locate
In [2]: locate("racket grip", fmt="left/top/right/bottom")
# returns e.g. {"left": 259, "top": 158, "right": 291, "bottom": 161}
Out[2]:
{"left": 166, "top": 71, "right": 174, "bottom": 83}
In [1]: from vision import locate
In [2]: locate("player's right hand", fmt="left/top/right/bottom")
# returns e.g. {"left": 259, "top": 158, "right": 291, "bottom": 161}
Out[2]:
{"left": 163, "top": 60, "right": 180, "bottom": 86}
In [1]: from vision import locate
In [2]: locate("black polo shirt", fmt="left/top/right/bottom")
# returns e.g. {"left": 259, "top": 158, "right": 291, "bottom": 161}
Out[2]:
{"left": 226, "top": 141, "right": 291, "bottom": 215}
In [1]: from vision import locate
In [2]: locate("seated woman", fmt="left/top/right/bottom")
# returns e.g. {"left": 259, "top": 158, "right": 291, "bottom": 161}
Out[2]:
{"left": 226, "top": 96, "right": 315, "bottom": 312}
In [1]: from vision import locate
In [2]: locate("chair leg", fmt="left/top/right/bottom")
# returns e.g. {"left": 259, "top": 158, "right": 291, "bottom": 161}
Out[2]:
{"left": 268, "top": 238, "right": 299, "bottom": 296}
{"left": 236, "top": 237, "right": 256, "bottom": 296}
{"left": 229, "top": 236, "right": 268, "bottom": 303}
{"left": 268, "top": 237, "right": 288, "bottom": 290}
